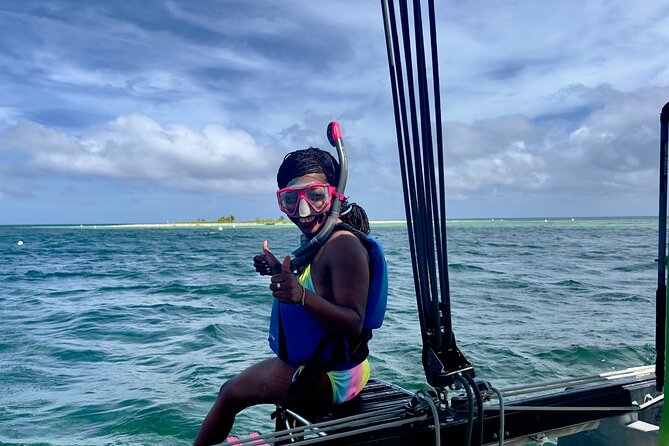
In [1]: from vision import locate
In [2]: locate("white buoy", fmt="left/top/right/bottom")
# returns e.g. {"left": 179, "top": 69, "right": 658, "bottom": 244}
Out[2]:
{"left": 218, "top": 226, "right": 223, "bottom": 231}
{"left": 17, "top": 240, "right": 24, "bottom": 246}
{"left": 544, "top": 219, "right": 548, "bottom": 223}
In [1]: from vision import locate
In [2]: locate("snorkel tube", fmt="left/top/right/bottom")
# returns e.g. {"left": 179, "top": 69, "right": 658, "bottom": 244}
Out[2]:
{"left": 291, "top": 122, "right": 348, "bottom": 268}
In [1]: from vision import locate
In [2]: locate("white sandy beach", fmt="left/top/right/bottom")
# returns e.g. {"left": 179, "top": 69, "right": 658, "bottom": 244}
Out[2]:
{"left": 104, "top": 220, "right": 406, "bottom": 228}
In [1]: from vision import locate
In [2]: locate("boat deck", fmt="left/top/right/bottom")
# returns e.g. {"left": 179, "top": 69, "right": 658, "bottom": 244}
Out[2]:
{"left": 273, "top": 372, "right": 661, "bottom": 445}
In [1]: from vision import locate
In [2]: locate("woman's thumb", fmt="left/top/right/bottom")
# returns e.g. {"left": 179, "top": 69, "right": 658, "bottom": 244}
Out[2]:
{"left": 282, "top": 256, "right": 292, "bottom": 273}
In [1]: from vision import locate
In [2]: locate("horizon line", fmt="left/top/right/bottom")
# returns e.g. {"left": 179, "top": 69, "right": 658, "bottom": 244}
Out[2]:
{"left": 0, "top": 215, "right": 658, "bottom": 227}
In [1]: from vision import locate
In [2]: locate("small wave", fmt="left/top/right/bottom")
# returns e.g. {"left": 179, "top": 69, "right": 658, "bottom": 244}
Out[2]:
{"left": 611, "top": 263, "right": 654, "bottom": 273}
{"left": 552, "top": 279, "right": 587, "bottom": 288}
{"left": 149, "top": 282, "right": 193, "bottom": 294}
{"left": 200, "top": 323, "right": 237, "bottom": 341}
{"left": 448, "top": 263, "right": 488, "bottom": 272}
{"left": 23, "top": 269, "right": 141, "bottom": 280}
{"left": 50, "top": 347, "right": 110, "bottom": 363}
{"left": 535, "top": 344, "right": 647, "bottom": 371}
{"left": 96, "top": 284, "right": 153, "bottom": 293}
{"left": 486, "top": 242, "right": 522, "bottom": 248}
{"left": 592, "top": 292, "right": 649, "bottom": 303}
{"left": 148, "top": 282, "right": 236, "bottom": 296}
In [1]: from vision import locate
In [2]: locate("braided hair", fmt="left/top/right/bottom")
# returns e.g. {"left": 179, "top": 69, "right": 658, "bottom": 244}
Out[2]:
{"left": 277, "top": 147, "right": 370, "bottom": 235}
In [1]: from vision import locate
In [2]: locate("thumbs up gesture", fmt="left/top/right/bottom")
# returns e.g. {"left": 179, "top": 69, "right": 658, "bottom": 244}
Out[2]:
{"left": 270, "top": 256, "right": 302, "bottom": 304}
{"left": 253, "top": 240, "right": 281, "bottom": 276}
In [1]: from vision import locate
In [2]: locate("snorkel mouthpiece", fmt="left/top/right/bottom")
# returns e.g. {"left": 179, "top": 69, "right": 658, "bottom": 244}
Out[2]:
{"left": 327, "top": 122, "right": 342, "bottom": 147}
{"left": 291, "top": 121, "right": 348, "bottom": 267}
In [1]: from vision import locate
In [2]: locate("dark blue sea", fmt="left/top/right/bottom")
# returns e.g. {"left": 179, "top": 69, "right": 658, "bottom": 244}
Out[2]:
{"left": 0, "top": 218, "right": 658, "bottom": 445}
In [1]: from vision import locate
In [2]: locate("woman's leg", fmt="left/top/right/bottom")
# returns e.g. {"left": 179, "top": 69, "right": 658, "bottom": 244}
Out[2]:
{"left": 193, "top": 358, "right": 332, "bottom": 446}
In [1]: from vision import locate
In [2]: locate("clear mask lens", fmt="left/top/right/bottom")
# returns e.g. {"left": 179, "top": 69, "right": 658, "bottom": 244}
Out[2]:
{"left": 278, "top": 184, "right": 331, "bottom": 216}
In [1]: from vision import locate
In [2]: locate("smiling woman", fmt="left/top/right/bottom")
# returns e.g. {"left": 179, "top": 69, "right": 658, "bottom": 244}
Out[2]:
{"left": 193, "top": 139, "right": 387, "bottom": 445}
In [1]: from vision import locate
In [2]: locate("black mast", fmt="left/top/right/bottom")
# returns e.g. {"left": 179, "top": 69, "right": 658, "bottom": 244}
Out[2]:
{"left": 657, "top": 101, "right": 669, "bottom": 391}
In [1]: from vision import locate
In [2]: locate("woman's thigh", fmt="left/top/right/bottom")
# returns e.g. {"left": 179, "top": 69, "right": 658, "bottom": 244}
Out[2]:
{"left": 222, "top": 358, "right": 332, "bottom": 411}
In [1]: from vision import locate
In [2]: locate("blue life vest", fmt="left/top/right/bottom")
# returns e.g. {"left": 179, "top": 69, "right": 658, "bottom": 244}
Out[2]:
{"left": 268, "top": 235, "right": 388, "bottom": 369}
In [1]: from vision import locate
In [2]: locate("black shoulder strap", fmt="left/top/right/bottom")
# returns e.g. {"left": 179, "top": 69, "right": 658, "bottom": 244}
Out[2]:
{"left": 277, "top": 304, "right": 289, "bottom": 362}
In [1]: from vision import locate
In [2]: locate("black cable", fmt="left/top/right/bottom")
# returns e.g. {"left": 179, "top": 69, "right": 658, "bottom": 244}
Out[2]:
{"left": 464, "top": 374, "right": 484, "bottom": 446}
{"left": 411, "top": 0, "right": 444, "bottom": 351}
{"left": 427, "top": 0, "right": 452, "bottom": 322}
{"left": 455, "top": 375, "right": 474, "bottom": 446}
{"left": 380, "top": 0, "right": 474, "bottom": 388}
{"left": 397, "top": 0, "right": 436, "bottom": 339}
{"left": 381, "top": 0, "right": 428, "bottom": 341}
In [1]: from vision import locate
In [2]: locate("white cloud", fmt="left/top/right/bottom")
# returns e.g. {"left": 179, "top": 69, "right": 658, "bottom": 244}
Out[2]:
{"left": 0, "top": 106, "right": 20, "bottom": 127}
{"left": 425, "top": 85, "right": 668, "bottom": 201}
{"left": 0, "top": 114, "right": 278, "bottom": 193}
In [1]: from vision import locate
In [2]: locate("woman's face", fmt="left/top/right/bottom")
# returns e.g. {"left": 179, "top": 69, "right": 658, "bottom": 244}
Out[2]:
{"left": 286, "top": 173, "right": 332, "bottom": 237}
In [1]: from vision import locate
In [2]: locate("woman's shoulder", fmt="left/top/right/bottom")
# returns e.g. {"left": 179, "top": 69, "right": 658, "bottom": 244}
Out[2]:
{"left": 322, "top": 229, "right": 368, "bottom": 260}
{"left": 328, "top": 228, "right": 364, "bottom": 244}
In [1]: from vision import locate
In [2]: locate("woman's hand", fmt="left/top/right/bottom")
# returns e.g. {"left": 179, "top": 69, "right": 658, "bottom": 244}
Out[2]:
{"left": 269, "top": 256, "right": 303, "bottom": 304}
{"left": 253, "top": 241, "right": 281, "bottom": 276}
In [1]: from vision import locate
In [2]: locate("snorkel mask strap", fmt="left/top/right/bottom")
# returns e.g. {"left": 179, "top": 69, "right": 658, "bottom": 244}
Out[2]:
{"left": 291, "top": 121, "right": 348, "bottom": 270}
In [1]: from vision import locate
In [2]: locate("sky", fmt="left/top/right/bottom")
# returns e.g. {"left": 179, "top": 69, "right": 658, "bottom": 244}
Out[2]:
{"left": 1, "top": 0, "right": 668, "bottom": 225}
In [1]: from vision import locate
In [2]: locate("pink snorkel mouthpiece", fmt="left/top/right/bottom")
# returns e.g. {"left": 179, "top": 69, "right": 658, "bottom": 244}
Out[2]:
{"left": 327, "top": 121, "right": 342, "bottom": 147}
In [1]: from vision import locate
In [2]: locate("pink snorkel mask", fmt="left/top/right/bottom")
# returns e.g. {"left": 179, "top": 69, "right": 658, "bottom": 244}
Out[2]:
{"left": 276, "top": 183, "right": 343, "bottom": 217}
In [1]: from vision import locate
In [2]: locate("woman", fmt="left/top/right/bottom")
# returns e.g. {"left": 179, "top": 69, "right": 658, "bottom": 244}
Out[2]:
{"left": 194, "top": 147, "right": 381, "bottom": 445}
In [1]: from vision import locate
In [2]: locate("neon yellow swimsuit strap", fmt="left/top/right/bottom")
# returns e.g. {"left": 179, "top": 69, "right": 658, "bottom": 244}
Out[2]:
{"left": 298, "top": 264, "right": 316, "bottom": 293}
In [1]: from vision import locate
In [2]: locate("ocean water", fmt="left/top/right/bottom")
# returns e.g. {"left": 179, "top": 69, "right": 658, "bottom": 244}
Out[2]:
{"left": 0, "top": 218, "right": 659, "bottom": 445}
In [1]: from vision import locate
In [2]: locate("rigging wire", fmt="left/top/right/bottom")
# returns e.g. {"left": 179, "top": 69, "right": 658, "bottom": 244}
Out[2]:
{"left": 224, "top": 406, "right": 421, "bottom": 446}
{"left": 396, "top": 0, "right": 438, "bottom": 344}
{"left": 381, "top": 0, "right": 479, "bottom": 441}
{"left": 380, "top": 0, "right": 428, "bottom": 343}
{"left": 463, "top": 373, "right": 484, "bottom": 446}
{"left": 501, "top": 365, "right": 655, "bottom": 397}
{"left": 382, "top": 0, "right": 473, "bottom": 389}
{"left": 455, "top": 375, "right": 474, "bottom": 446}
{"left": 416, "top": 390, "right": 442, "bottom": 446}
{"left": 406, "top": 0, "right": 444, "bottom": 350}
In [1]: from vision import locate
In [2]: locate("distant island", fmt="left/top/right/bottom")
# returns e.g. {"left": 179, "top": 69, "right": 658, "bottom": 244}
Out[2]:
{"left": 105, "top": 216, "right": 405, "bottom": 228}
{"left": 192, "top": 215, "right": 290, "bottom": 225}
{"left": 109, "top": 215, "right": 291, "bottom": 228}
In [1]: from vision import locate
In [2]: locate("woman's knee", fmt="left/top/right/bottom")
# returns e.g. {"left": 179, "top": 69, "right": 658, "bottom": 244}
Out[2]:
{"left": 217, "top": 381, "right": 230, "bottom": 398}
{"left": 215, "top": 378, "right": 251, "bottom": 412}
